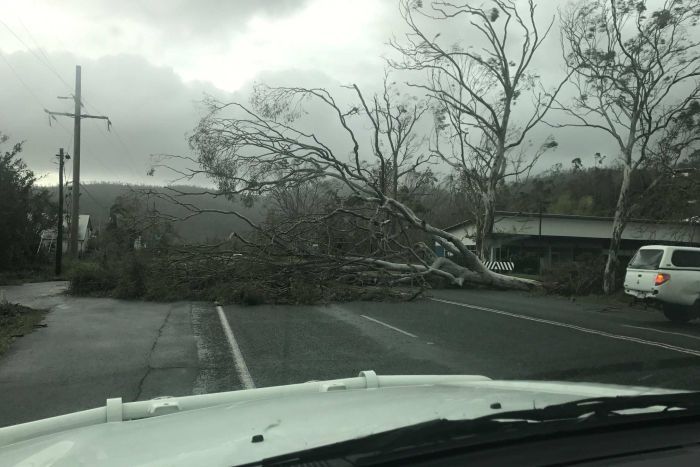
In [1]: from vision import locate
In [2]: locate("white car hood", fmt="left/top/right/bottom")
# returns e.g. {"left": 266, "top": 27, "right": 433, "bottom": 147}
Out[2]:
{"left": 0, "top": 372, "right": 678, "bottom": 467}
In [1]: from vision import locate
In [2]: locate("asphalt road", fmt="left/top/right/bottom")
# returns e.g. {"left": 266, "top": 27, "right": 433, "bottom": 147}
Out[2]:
{"left": 3, "top": 281, "right": 700, "bottom": 427}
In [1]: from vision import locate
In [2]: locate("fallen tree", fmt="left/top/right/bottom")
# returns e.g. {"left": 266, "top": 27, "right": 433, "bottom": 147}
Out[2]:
{"left": 153, "top": 81, "right": 539, "bottom": 291}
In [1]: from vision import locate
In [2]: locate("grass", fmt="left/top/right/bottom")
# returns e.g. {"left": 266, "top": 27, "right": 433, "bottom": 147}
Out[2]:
{"left": 0, "top": 268, "right": 64, "bottom": 286}
{"left": 0, "top": 302, "right": 48, "bottom": 358}
{"left": 510, "top": 272, "right": 542, "bottom": 281}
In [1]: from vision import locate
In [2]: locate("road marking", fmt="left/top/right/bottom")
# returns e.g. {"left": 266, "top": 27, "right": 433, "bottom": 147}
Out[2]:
{"left": 361, "top": 315, "right": 418, "bottom": 338}
{"left": 216, "top": 305, "right": 255, "bottom": 389}
{"left": 623, "top": 324, "right": 700, "bottom": 341}
{"left": 430, "top": 298, "right": 700, "bottom": 358}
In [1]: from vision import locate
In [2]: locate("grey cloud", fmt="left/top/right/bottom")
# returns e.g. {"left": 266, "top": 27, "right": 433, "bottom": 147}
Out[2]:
{"left": 0, "top": 50, "right": 358, "bottom": 185}
{"left": 0, "top": 50, "right": 230, "bottom": 184}
{"left": 65, "top": 0, "right": 310, "bottom": 44}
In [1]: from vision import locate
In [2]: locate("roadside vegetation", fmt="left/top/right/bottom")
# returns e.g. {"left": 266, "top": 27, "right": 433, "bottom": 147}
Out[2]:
{"left": 0, "top": 302, "right": 47, "bottom": 357}
{"left": 0, "top": 133, "right": 57, "bottom": 285}
{"left": 66, "top": 193, "right": 423, "bottom": 304}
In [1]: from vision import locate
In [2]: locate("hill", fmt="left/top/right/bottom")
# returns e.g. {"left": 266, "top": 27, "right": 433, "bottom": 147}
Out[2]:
{"left": 44, "top": 182, "right": 268, "bottom": 243}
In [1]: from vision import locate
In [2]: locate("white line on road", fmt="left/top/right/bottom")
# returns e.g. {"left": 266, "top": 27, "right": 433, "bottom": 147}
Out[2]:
{"left": 623, "top": 324, "right": 700, "bottom": 341}
{"left": 361, "top": 315, "right": 418, "bottom": 338}
{"left": 216, "top": 305, "right": 255, "bottom": 389}
{"left": 430, "top": 298, "right": 700, "bottom": 358}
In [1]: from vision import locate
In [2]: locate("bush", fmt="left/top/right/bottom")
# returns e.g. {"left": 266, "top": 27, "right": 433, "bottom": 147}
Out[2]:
{"left": 288, "top": 278, "right": 323, "bottom": 305}
{"left": 541, "top": 254, "right": 604, "bottom": 296}
{"left": 541, "top": 253, "right": 628, "bottom": 296}
{"left": 68, "top": 261, "right": 116, "bottom": 296}
{"left": 113, "top": 254, "right": 148, "bottom": 299}
{"left": 68, "top": 250, "right": 422, "bottom": 306}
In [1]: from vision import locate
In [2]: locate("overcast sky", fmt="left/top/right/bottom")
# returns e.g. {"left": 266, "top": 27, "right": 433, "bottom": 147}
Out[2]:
{"left": 0, "top": 0, "right": 623, "bottom": 187}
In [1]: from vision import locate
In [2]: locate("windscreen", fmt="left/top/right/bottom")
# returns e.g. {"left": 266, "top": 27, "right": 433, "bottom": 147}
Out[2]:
{"left": 628, "top": 249, "right": 664, "bottom": 270}
{"left": 4, "top": 0, "right": 700, "bottom": 453}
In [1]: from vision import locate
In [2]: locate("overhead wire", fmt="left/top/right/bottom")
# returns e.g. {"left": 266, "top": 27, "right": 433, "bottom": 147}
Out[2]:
{"left": 3, "top": 19, "right": 144, "bottom": 181}
{"left": 0, "top": 50, "right": 73, "bottom": 144}
{"left": 80, "top": 182, "right": 107, "bottom": 211}
{"left": 0, "top": 19, "right": 73, "bottom": 93}
{"left": 19, "top": 19, "right": 73, "bottom": 92}
{"left": 81, "top": 98, "right": 144, "bottom": 178}
{"left": 4, "top": 18, "right": 159, "bottom": 187}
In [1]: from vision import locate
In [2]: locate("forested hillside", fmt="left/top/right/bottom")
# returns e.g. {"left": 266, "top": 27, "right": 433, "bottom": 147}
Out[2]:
{"left": 498, "top": 155, "right": 700, "bottom": 221}
{"left": 43, "top": 154, "right": 700, "bottom": 246}
{"left": 45, "top": 183, "right": 268, "bottom": 243}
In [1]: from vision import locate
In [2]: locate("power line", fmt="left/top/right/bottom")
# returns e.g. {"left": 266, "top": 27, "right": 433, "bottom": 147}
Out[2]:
{"left": 2, "top": 19, "right": 145, "bottom": 182}
{"left": 86, "top": 118, "right": 142, "bottom": 179}
{"left": 80, "top": 97, "right": 143, "bottom": 176}
{"left": 20, "top": 20, "right": 72, "bottom": 91}
{"left": 80, "top": 182, "right": 108, "bottom": 211}
{"left": 0, "top": 51, "right": 73, "bottom": 138}
{"left": 0, "top": 19, "right": 73, "bottom": 93}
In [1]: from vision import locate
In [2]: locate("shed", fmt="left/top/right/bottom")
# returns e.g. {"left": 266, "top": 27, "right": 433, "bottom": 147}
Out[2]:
{"left": 443, "top": 211, "right": 699, "bottom": 272}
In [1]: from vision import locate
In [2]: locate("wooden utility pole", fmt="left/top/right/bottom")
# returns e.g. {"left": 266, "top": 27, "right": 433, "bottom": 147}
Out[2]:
{"left": 45, "top": 65, "right": 111, "bottom": 257}
{"left": 70, "top": 66, "right": 81, "bottom": 257}
{"left": 55, "top": 148, "right": 69, "bottom": 275}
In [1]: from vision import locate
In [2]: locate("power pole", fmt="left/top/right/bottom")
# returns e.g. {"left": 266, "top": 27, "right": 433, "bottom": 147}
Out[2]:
{"left": 55, "top": 148, "right": 70, "bottom": 275}
{"left": 45, "top": 65, "right": 111, "bottom": 257}
{"left": 70, "top": 66, "right": 81, "bottom": 258}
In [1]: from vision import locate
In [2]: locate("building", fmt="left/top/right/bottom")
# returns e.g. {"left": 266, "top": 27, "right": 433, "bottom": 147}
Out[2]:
{"left": 37, "top": 215, "right": 93, "bottom": 255}
{"left": 442, "top": 211, "right": 700, "bottom": 272}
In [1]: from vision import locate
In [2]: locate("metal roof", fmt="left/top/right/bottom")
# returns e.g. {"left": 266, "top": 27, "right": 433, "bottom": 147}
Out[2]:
{"left": 443, "top": 211, "right": 698, "bottom": 232}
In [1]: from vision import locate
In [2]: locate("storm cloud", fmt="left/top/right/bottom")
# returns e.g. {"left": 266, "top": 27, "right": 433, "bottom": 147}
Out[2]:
{"left": 0, "top": 0, "right": 634, "bottom": 187}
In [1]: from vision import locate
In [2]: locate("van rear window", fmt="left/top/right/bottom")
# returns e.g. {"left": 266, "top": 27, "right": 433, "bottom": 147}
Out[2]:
{"left": 671, "top": 250, "right": 700, "bottom": 268}
{"left": 629, "top": 249, "right": 663, "bottom": 270}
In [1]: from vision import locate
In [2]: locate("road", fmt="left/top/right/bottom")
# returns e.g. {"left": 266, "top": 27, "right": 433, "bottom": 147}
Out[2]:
{"left": 2, "top": 281, "right": 700, "bottom": 427}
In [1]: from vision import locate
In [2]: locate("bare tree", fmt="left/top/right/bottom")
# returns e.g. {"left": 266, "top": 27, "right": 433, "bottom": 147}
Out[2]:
{"left": 165, "top": 81, "right": 539, "bottom": 290}
{"left": 557, "top": 0, "right": 700, "bottom": 293}
{"left": 390, "top": 0, "right": 567, "bottom": 260}
{"left": 359, "top": 71, "right": 431, "bottom": 201}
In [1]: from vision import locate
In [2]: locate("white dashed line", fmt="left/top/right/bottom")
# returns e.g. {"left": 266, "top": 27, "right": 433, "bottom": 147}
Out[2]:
{"left": 430, "top": 298, "right": 700, "bottom": 358}
{"left": 623, "top": 324, "right": 700, "bottom": 341}
{"left": 361, "top": 315, "right": 418, "bottom": 338}
{"left": 216, "top": 305, "right": 255, "bottom": 389}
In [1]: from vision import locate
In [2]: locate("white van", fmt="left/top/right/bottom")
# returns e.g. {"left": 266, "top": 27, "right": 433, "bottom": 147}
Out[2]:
{"left": 624, "top": 245, "right": 700, "bottom": 323}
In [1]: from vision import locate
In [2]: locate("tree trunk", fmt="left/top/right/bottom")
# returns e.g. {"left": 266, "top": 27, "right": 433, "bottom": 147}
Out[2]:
{"left": 478, "top": 197, "right": 495, "bottom": 261}
{"left": 603, "top": 162, "right": 632, "bottom": 294}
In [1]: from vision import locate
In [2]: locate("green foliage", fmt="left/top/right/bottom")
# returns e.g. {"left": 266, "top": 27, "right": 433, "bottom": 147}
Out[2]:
{"left": 43, "top": 182, "right": 267, "bottom": 244}
{"left": 288, "top": 278, "right": 323, "bottom": 305}
{"left": 67, "top": 261, "right": 116, "bottom": 296}
{"left": 542, "top": 254, "right": 628, "bottom": 296}
{"left": 113, "top": 254, "right": 147, "bottom": 299}
{"left": 0, "top": 302, "right": 47, "bottom": 357}
{"left": 0, "top": 133, "right": 56, "bottom": 271}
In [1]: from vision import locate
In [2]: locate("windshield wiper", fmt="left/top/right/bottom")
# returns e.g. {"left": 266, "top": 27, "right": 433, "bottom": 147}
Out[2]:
{"left": 249, "top": 391, "right": 700, "bottom": 466}
{"left": 481, "top": 391, "right": 700, "bottom": 423}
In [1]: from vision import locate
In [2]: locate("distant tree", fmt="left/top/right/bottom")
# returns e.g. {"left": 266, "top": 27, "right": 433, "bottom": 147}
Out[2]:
{"left": 557, "top": 0, "right": 700, "bottom": 293}
{"left": 0, "top": 133, "right": 56, "bottom": 270}
{"left": 391, "top": 0, "right": 567, "bottom": 260}
{"left": 102, "top": 192, "right": 174, "bottom": 256}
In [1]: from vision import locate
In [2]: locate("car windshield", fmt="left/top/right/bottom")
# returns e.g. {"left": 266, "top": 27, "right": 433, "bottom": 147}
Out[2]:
{"left": 629, "top": 249, "right": 664, "bottom": 270}
{"left": 4, "top": 0, "right": 700, "bottom": 459}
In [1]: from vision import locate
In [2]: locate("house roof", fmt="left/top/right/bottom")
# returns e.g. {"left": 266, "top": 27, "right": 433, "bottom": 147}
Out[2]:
{"left": 44, "top": 214, "right": 92, "bottom": 241}
{"left": 443, "top": 211, "right": 697, "bottom": 232}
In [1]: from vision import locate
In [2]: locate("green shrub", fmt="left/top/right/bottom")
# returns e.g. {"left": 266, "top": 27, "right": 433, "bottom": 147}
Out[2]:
{"left": 113, "top": 254, "right": 148, "bottom": 299}
{"left": 287, "top": 278, "right": 322, "bottom": 305}
{"left": 68, "top": 261, "right": 115, "bottom": 296}
{"left": 541, "top": 253, "right": 627, "bottom": 296}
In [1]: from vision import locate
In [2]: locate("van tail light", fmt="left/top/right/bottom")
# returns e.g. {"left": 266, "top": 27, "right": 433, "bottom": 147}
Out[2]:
{"left": 655, "top": 273, "right": 671, "bottom": 286}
